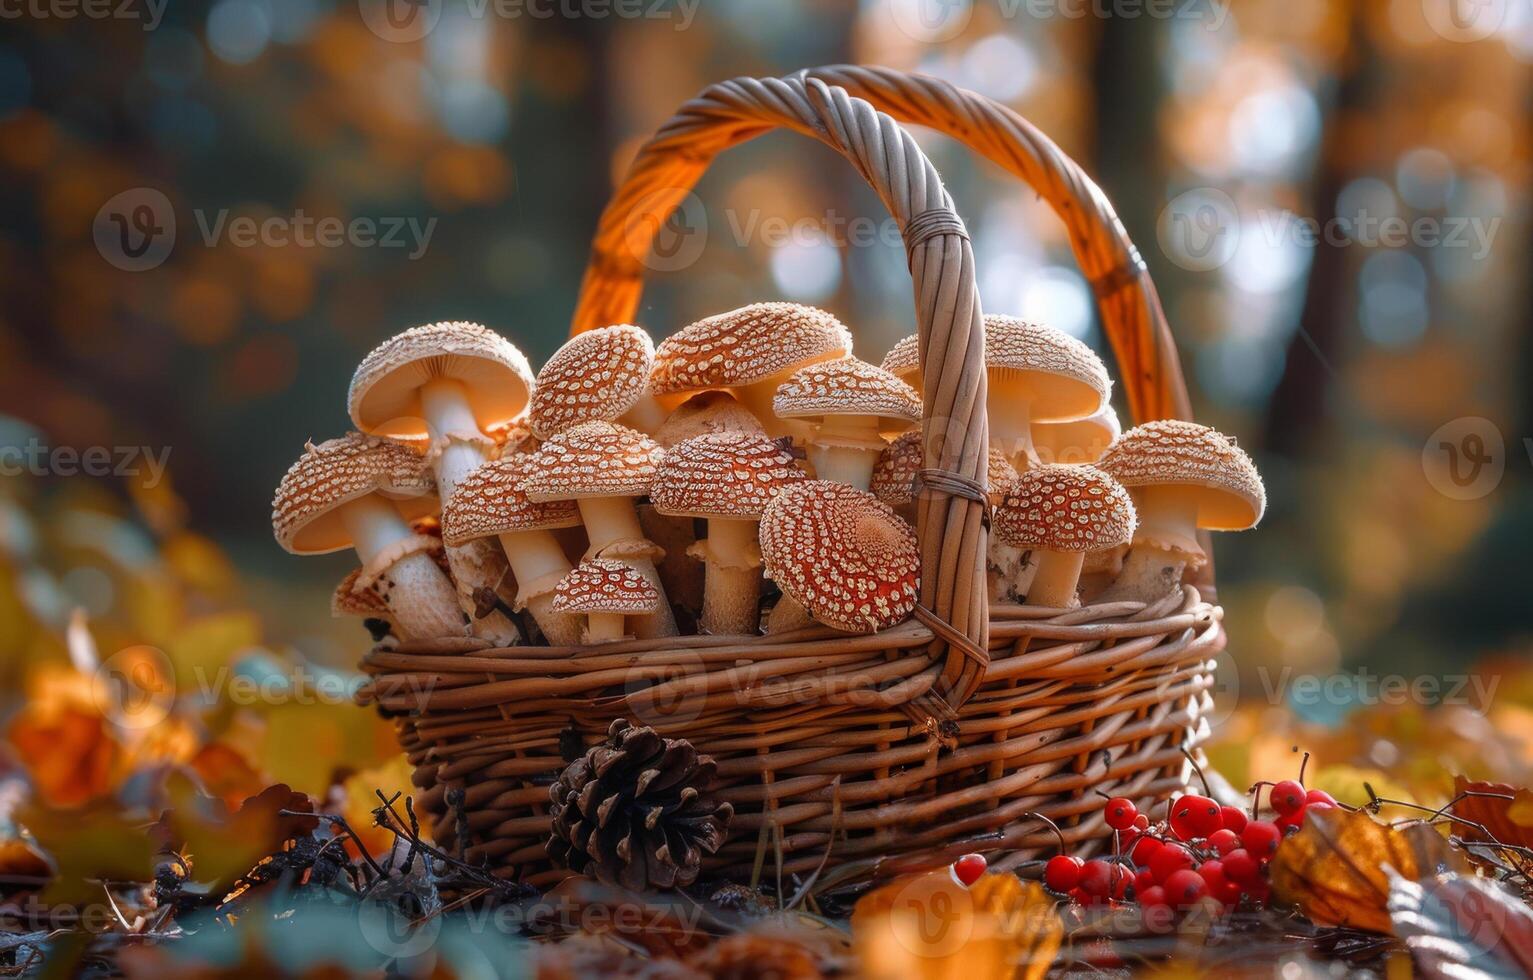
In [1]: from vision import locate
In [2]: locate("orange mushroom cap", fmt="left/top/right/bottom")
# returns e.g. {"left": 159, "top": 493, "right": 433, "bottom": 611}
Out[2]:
{"left": 551, "top": 558, "right": 660, "bottom": 615}
{"left": 271, "top": 433, "right": 437, "bottom": 554}
{"left": 521, "top": 420, "right": 663, "bottom": 502}
{"left": 650, "top": 432, "right": 806, "bottom": 520}
{"left": 994, "top": 464, "right": 1138, "bottom": 553}
{"left": 1098, "top": 419, "right": 1266, "bottom": 530}
{"left": 773, "top": 357, "right": 921, "bottom": 434}
{"left": 441, "top": 454, "right": 581, "bottom": 546}
{"left": 529, "top": 325, "right": 655, "bottom": 441}
{"left": 650, "top": 302, "right": 851, "bottom": 397}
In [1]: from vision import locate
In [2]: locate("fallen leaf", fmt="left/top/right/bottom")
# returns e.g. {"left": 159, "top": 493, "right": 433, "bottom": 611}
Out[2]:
{"left": 6, "top": 687, "right": 117, "bottom": 807}
{"left": 188, "top": 743, "right": 269, "bottom": 813}
{"left": 1451, "top": 776, "right": 1533, "bottom": 861}
{"left": 153, "top": 772, "right": 317, "bottom": 900}
{"left": 852, "top": 871, "right": 1062, "bottom": 980}
{"left": 1387, "top": 870, "right": 1533, "bottom": 979}
{"left": 17, "top": 799, "right": 157, "bottom": 907}
{"left": 1270, "top": 807, "right": 1473, "bottom": 934}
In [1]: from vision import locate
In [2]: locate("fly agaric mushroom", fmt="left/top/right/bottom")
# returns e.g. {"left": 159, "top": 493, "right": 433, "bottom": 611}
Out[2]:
{"left": 272, "top": 433, "right": 462, "bottom": 639}
{"left": 529, "top": 325, "right": 667, "bottom": 438}
{"left": 655, "top": 390, "right": 765, "bottom": 448}
{"left": 772, "top": 357, "right": 920, "bottom": 491}
{"left": 650, "top": 302, "right": 851, "bottom": 438}
{"left": 994, "top": 464, "right": 1138, "bottom": 609}
{"left": 348, "top": 321, "right": 535, "bottom": 645}
{"left": 872, "top": 431, "right": 1018, "bottom": 521}
{"left": 759, "top": 480, "right": 919, "bottom": 635}
{"left": 522, "top": 421, "right": 677, "bottom": 638}
{"left": 650, "top": 432, "right": 806, "bottom": 636}
{"left": 982, "top": 315, "right": 1112, "bottom": 471}
{"left": 441, "top": 454, "right": 584, "bottom": 647}
{"left": 880, "top": 333, "right": 921, "bottom": 391}
{"left": 1032, "top": 404, "right": 1121, "bottom": 465}
{"left": 333, "top": 567, "right": 391, "bottom": 620}
{"left": 1098, "top": 419, "right": 1265, "bottom": 602}
{"left": 551, "top": 558, "right": 660, "bottom": 644}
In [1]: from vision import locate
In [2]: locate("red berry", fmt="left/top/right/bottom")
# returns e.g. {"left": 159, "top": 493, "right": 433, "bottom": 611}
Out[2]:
{"left": 1162, "top": 868, "right": 1209, "bottom": 907}
{"left": 1241, "top": 820, "right": 1282, "bottom": 858}
{"left": 953, "top": 853, "right": 987, "bottom": 886}
{"left": 1219, "top": 806, "right": 1248, "bottom": 833}
{"left": 1133, "top": 813, "right": 1150, "bottom": 831}
{"left": 1275, "top": 806, "right": 1307, "bottom": 834}
{"left": 1129, "top": 834, "right": 1162, "bottom": 866}
{"left": 1271, "top": 780, "right": 1306, "bottom": 815}
{"left": 1222, "top": 848, "right": 1259, "bottom": 885}
{"left": 1068, "top": 886, "right": 1089, "bottom": 905}
{"left": 1198, "top": 859, "right": 1227, "bottom": 892}
{"left": 1134, "top": 868, "right": 1156, "bottom": 893}
{"left": 1103, "top": 797, "right": 1138, "bottom": 831}
{"left": 1169, "top": 794, "right": 1221, "bottom": 840}
{"left": 1305, "top": 789, "right": 1337, "bottom": 807}
{"left": 1078, "top": 859, "right": 1115, "bottom": 899}
{"left": 1044, "top": 854, "right": 1083, "bottom": 892}
{"left": 1208, "top": 829, "right": 1240, "bottom": 855}
{"left": 1215, "top": 877, "right": 1243, "bottom": 905}
{"left": 1137, "top": 884, "right": 1167, "bottom": 909}
{"left": 1109, "top": 865, "right": 1132, "bottom": 901}
{"left": 1149, "top": 842, "right": 1194, "bottom": 883}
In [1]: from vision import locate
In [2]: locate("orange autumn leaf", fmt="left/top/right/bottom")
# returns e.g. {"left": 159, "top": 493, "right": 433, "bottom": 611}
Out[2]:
{"left": 189, "top": 743, "right": 270, "bottom": 813}
{"left": 1269, "top": 807, "right": 1472, "bottom": 934}
{"left": 7, "top": 699, "right": 117, "bottom": 807}
{"left": 1450, "top": 776, "right": 1533, "bottom": 856}
{"left": 852, "top": 870, "right": 1062, "bottom": 980}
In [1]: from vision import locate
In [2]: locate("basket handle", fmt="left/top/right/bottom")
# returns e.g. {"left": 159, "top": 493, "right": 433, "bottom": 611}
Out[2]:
{"left": 570, "top": 75, "right": 991, "bottom": 712}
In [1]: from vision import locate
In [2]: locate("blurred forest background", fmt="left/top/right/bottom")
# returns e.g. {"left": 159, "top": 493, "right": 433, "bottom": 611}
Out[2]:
{"left": 0, "top": 0, "right": 1529, "bottom": 753}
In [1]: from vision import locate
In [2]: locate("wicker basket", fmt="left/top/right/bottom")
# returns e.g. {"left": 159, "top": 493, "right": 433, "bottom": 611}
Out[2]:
{"left": 359, "top": 66, "right": 1226, "bottom": 888}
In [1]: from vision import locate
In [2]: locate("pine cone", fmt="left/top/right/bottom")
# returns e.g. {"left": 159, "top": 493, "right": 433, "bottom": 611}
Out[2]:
{"left": 548, "top": 719, "right": 733, "bottom": 890}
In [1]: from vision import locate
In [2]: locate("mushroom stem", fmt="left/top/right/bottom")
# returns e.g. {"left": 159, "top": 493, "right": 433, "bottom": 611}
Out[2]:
{"left": 806, "top": 416, "right": 885, "bottom": 490}
{"left": 1025, "top": 550, "right": 1085, "bottom": 608}
{"left": 1133, "top": 486, "right": 1204, "bottom": 557}
{"left": 339, "top": 496, "right": 462, "bottom": 639}
{"left": 584, "top": 611, "right": 628, "bottom": 644}
{"left": 735, "top": 378, "right": 797, "bottom": 439}
{"left": 988, "top": 386, "right": 1037, "bottom": 471}
{"left": 618, "top": 393, "right": 669, "bottom": 436}
{"left": 765, "top": 594, "right": 813, "bottom": 634}
{"left": 496, "top": 530, "right": 581, "bottom": 647}
{"left": 695, "top": 518, "right": 762, "bottom": 635}
{"left": 576, "top": 496, "right": 677, "bottom": 638}
{"left": 1103, "top": 546, "right": 1190, "bottom": 604}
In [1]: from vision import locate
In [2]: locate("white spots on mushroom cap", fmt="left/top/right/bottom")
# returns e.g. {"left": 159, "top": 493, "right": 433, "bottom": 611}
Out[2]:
{"left": 651, "top": 432, "right": 807, "bottom": 520}
{"left": 521, "top": 420, "right": 663, "bottom": 502}
{"left": 271, "top": 433, "right": 435, "bottom": 552}
{"left": 529, "top": 325, "right": 655, "bottom": 441}
{"left": 773, "top": 357, "right": 921, "bottom": 425}
{"left": 551, "top": 558, "right": 660, "bottom": 615}
{"left": 650, "top": 302, "right": 852, "bottom": 397}
{"left": 759, "top": 480, "right": 919, "bottom": 634}
{"left": 441, "top": 453, "right": 581, "bottom": 545}
{"left": 1098, "top": 419, "right": 1266, "bottom": 528}
{"left": 985, "top": 314, "right": 1111, "bottom": 402}
{"left": 994, "top": 464, "right": 1138, "bottom": 553}
{"left": 880, "top": 333, "right": 921, "bottom": 388}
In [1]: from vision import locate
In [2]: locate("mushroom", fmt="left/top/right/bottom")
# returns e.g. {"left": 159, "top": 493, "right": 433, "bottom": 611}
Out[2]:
{"left": 773, "top": 357, "right": 920, "bottom": 491}
{"left": 1032, "top": 404, "right": 1121, "bottom": 466}
{"left": 873, "top": 431, "right": 1018, "bottom": 522}
{"left": 994, "top": 464, "right": 1138, "bottom": 609}
{"left": 550, "top": 558, "right": 660, "bottom": 644}
{"left": 1097, "top": 419, "right": 1265, "bottom": 602}
{"left": 650, "top": 302, "right": 851, "bottom": 439}
{"left": 522, "top": 420, "right": 677, "bottom": 638}
{"left": 332, "top": 567, "right": 395, "bottom": 644}
{"left": 759, "top": 480, "right": 919, "bottom": 635}
{"left": 883, "top": 319, "right": 1110, "bottom": 471}
{"left": 529, "top": 324, "right": 668, "bottom": 438}
{"left": 655, "top": 390, "right": 765, "bottom": 448}
{"left": 348, "top": 320, "right": 535, "bottom": 644}
{"left": 272, "top": 433, "right": 462, "bottom": 639}
{"left": 650, "top": 432, "right": 806, "bottom": 636}
{"left": 441, "top": 454, "right": 584, "bottom": 647}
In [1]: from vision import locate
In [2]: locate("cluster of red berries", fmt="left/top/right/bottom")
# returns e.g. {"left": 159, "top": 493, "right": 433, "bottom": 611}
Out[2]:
{"left": 1042, "top": 782, "right": 1339, "bottom": 912}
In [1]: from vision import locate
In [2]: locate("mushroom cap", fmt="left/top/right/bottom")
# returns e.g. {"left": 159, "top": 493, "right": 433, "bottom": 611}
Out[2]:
{"left": 529, "top": 324, "right": 655, "bottom": 440}
{"left": 772, "top": 357, "right": 921, "bottom": 433}
{"left": 332, "top": 568, "right": 391, "bottom": 619}
{"left": 551, "top": 558, "right": 660, "bottom": 615}
{"left": 880, "top": 334, "right": 921, "bottom": 390}
{"left": 650, "top": 302, "right": 852, "bottom": 397}
{"left": 655, "top": 390, "right": 765, "bottom": 448}
{"left": 1098, "top": 419, "right": 1266, "bottom": 530}
{"left": 651, "top": 432, "right": 806, "bottom": 520}
{"left": 760, "top": 480, "right": 919, "bottom": 634}
{"left": 348, "top": 321, "right": 535, "bottom": 440}
{"left": 870, "top": 431, "right": 1018, "bottom": 507}
{"left": 994, "top": 464, "right": 1138, "bottom": 553}
{"left": 271, "top": 433, "right": 438, "bottom": 554}
{"left": 1032, "top": 405, "right": 1121, "bottom": 465}
{"left": 985, "top": 315, "right": 1111, "bottom": 422}
{"left": 441, "top": 454, "right": 582, "bottom": 546}
{"left": 521, "top": 420, "right": 663, "bottom": 502}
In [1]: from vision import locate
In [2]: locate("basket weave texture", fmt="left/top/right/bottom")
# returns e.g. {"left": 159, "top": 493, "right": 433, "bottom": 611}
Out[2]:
{"left": 359, "top": 66, "right": 1225, "bottom": 887}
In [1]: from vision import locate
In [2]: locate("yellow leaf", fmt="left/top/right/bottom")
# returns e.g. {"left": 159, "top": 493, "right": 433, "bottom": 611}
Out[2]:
{"left": 853, "top": 870, "right": 1061, "bottom": 980}
{"left": 342, "top": 754, "right": 430, "bottom": 859}
{"left": 166, "top": 611, "right": 261, "bottom": 692}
